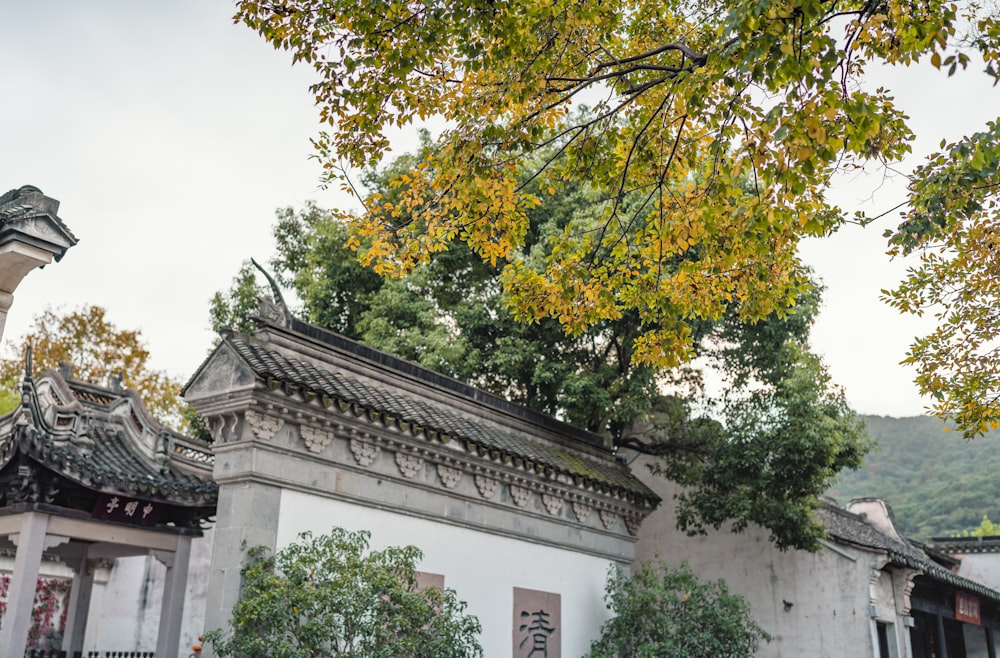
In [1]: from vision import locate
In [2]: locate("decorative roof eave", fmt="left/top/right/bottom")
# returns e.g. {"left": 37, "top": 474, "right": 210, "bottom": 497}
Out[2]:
{"left": 1, "top": 370, "right": 217, "bottom": 509}
{"left": 930, "top": 535, "right": 1000, "bottom": 555}
{"left": 0, "top": 185, "right": 77, "bottom": 261}
{"left": 820, "top": 504, "right": 1000, "bottom": 605}
{"left": 190, "top": 335, "right": 658, "bottom": 509}
{"left": 888, "top": 549, "right": 1000, "bottom": 605}
{"left": 9, "top": 423, "right": 217, "bottom": 507}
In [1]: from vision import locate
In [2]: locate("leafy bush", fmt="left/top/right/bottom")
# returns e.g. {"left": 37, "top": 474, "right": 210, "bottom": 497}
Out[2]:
{"left": 587, "top": 562, "right": 769, "bottom": 658}
{"left": 206, "top": 528, "right": 482, "bottom": 658}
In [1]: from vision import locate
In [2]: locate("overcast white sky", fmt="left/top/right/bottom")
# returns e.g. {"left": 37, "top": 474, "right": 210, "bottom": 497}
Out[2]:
{"left": 3, "top": 1, "right": 997, "bottom": 418}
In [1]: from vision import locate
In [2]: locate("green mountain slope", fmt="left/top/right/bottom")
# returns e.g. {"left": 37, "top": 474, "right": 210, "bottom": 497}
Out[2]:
{"left": 827, "top": 415, "right": 1000, "bottom": 540}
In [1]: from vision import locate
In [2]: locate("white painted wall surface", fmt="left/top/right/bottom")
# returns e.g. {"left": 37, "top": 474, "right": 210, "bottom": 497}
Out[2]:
{"left": 955, "top": 553, "right": 1000, "bottom": 593}
{"left": 83, "top": 527, "right": 214, "bottom": 658}
{"left": 631, "top": 456, "right": 880, "bottom": 658}
{"left": 277, "top": 488, "right": 617, "bottom": 657}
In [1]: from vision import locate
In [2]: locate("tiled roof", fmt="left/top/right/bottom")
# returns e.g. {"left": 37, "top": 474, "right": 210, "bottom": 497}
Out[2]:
{"left": 1, "top": 369, "right": 217, "bottom": 512}
{"left": 930, "top": 536, "right": 1000, "bottom": 555}
{"left": 224, "top": 334, "right": 657, "bottom": 504}
{"left": 821, "top": 503, "right": 1000, "bottom": 604}
{"left": 0, "top": 184, "right": 78, "bottom": 251}
{"left": 15, "top": 423, "right": 216, "bottom": 505}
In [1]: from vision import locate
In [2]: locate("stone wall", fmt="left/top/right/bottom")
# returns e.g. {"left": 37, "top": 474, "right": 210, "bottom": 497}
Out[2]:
{"left": 631, "top": 455, "right": 892, "bottom": 658}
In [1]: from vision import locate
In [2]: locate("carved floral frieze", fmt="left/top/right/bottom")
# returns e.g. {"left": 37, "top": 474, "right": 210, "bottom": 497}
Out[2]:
{"left": 395, "top": 452, "right": 424, "bottom": 478}
{"left": 300, "top": 426, "right": 333, "bottom": 453}
{"left": 437, "top": 464, "right": 462, "bottom": 489}
{"left": 349, "top": 437, "right": 380, "bottom": 467}
{"left": 245, "top": 409, "right": 283, "bottom": 441}
{"left": 475, "top": 475, "right": 498, "bottom": 499}
{"left": 510, "top": 484, "right": 531, "bottom": 508}
{"left": 542, "top": 494, "right": 563, "bottom": 516}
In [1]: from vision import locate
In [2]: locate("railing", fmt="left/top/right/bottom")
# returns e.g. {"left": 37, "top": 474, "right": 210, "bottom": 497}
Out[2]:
{"left": 24, "top": 649, "right": 156, "bottom": 658}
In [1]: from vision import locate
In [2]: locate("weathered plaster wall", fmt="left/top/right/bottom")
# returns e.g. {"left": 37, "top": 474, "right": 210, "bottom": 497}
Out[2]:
{"left": 631, "top": 456, "right": 879, "bottom": 658}
{"left": 277, "top": 488, "right": 615, "bottom": 657}
{"left": 84, "top": 528, "right": 213, "bottom": 657}
{"left": 954, "top": 553, "right": 1000, "bottom": 592}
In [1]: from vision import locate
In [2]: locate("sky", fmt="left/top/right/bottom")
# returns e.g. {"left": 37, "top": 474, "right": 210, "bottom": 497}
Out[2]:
{"left": 2, "top": 1, "right": 997, "bottom": 418}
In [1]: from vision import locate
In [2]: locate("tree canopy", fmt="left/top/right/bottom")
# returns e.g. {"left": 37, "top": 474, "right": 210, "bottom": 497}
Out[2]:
{"left": 586, "top": 562, "right": 769, "bottom": 658}
{"left": 965, "top": 514, "right": 1000, "bottom": 537}
{"left": 0, "top": 305, "right": 183, "bottom": 425}
{"left": 236, "top": 0, "right": 1000, "bottom": 438}
{"left": 829, "top": 414, "right": 1000, "bottom": 539}
{"left": 884, "top": 120, "right": 1000, "bottom": 438}
{"left": 214, "top": 146, "right": 867, "bottom": 550}
{"left": 205, "top": 527, "right": 483, "bottom": 658}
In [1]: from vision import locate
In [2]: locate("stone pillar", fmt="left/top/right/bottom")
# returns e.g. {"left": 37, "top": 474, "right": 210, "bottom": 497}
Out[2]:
{"left": 62, "top": 548, "right": 95, "bottom": 655}
{"left": 0, "top": 512, "right": 49, "bottom": 655}
{"left": 0, "top": 290, "right": 13, "bottom": 341}
{"left": 156, "top": 535, "right": 193, "bottom": 658}
{"left": 0, "top": 242, "right": 52, "bottom": 342}
{"left": 201, "top": 481, "right": 282, "bottom": 658}
{"left": 937, "top": 614, "right": 950, "bottom": 658}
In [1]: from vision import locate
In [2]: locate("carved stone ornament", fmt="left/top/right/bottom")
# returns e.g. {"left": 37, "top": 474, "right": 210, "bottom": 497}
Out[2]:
{"left": 624, "top": 515, "right": 641, "bottom": 537}
{"left": 245, "top": 409, "right": 283, "bottom": 441}
{"left": 572, "top": 502, "right": 591, "bottom": 523}
{"left": 542, "top": 494, "right": 563, "bottom": 516}
{"left": 599, "top": 509, "right": 617, "bottom": 530}
{"left": 257, "top": 296, "right": 288, "bottom": 326}
{"left": 207, "top": 413, "right": 238, "bottom": 443}
{"left": 474, "top": 475, "right": 498, "bottom": 499}
{"left": 349, "top": 437, "right": 380, "bottom": 467}
{"left": 300, "top": 426, "right": 333, "bottom": 454}
{"left": 395, "top": 452, "right": 424, "bottom": 478}
{"left": 509, "top": 484, "right": 531, "bottom": 508}
{"left": 436, "top": 464, "right": 463, "bottom": 489}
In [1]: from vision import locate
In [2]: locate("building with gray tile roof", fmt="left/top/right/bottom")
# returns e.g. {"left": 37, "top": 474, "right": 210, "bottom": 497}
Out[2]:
{"left": 0, "top": 357, "right": 216, "bottom": 657}
{"left": 184, "top": 298, "right": 659, "bottom": 656}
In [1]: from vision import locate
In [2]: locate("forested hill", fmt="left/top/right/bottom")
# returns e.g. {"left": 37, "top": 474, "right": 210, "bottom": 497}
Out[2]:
{"left": 827, "top": 415, "right": 1000, "bottom": 540}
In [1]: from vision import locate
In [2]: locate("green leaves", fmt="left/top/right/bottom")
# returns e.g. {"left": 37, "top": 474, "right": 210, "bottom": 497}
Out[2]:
{"left": 234, "top": 0, "right": 949, "bottom": 367}
{"left": 883, "top": 120, "right": 1000, "bottom": 438}
{"left": 586, "top": 562, "right": 769, "bottom": 658}
{"left": 206, "top": 528, "right": 483, "bottom": 658}
{"left": 212, "top": 144, "right": 865, "bottom": 548}
{"left": 235, "top": 0, "right": 1000, "bottom": 445}
{"left": 643, "top": 340, "right": 870, "bottom": 551}
{"left": 0, "top": 305, "right": 186, "bottom": 430}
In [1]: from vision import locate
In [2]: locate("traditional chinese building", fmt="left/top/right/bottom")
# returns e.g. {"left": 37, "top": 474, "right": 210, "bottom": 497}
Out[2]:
{"left": 0, "top": 358, "right": 216, "bottom": 657}
{"left": 925, "top": 534, "right": 1000, "bottom": 657}
{"left": 632, "top": 459, "right": 1000, "bottom": 658}
{"left": 183, "top": 299, "right": 659, "bottom": 657}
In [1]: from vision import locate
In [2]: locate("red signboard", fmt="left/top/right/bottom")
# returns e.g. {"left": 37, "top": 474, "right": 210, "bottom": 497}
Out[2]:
{"left": 957, "top": 591, "right": 981, "bottom": 625}
{"left": 92, "top": 494, "right": 161, "bottom": 526}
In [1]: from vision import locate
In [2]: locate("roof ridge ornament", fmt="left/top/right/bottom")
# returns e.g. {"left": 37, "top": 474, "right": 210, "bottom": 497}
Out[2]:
{"left": 251, "top": 258, "right": 292, "bottom": 329}
{"left": 23, "top": 344, "right": 33, "bottom": 386}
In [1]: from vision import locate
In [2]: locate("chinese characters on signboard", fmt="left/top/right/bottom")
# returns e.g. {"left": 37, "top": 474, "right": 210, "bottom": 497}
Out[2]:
{"left": 956, "top": 591, "right": 981, "bottom": 625}
{"left": 92, "top": 494, "right": 160, "bottom": 526}
{"left": 513, "top": 587, "right": 561, "bottom": 658}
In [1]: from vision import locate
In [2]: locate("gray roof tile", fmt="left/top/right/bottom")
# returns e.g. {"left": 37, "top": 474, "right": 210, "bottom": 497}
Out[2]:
{"left": 227, "top": 336, "right": 656, "bottom": 503}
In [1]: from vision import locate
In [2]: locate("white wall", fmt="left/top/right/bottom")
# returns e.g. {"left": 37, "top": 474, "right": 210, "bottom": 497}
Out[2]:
{"left": 955, "top": 553, "right": 1000, "bottom": 593}
{"left": 277, "top": 488, "right": 618, "bottom": 657}
{"left": 84, "top": 528, "right": 214, "bottom": 657}
{"left": 631, "top": 456, "right": 880, "bottom": 658}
